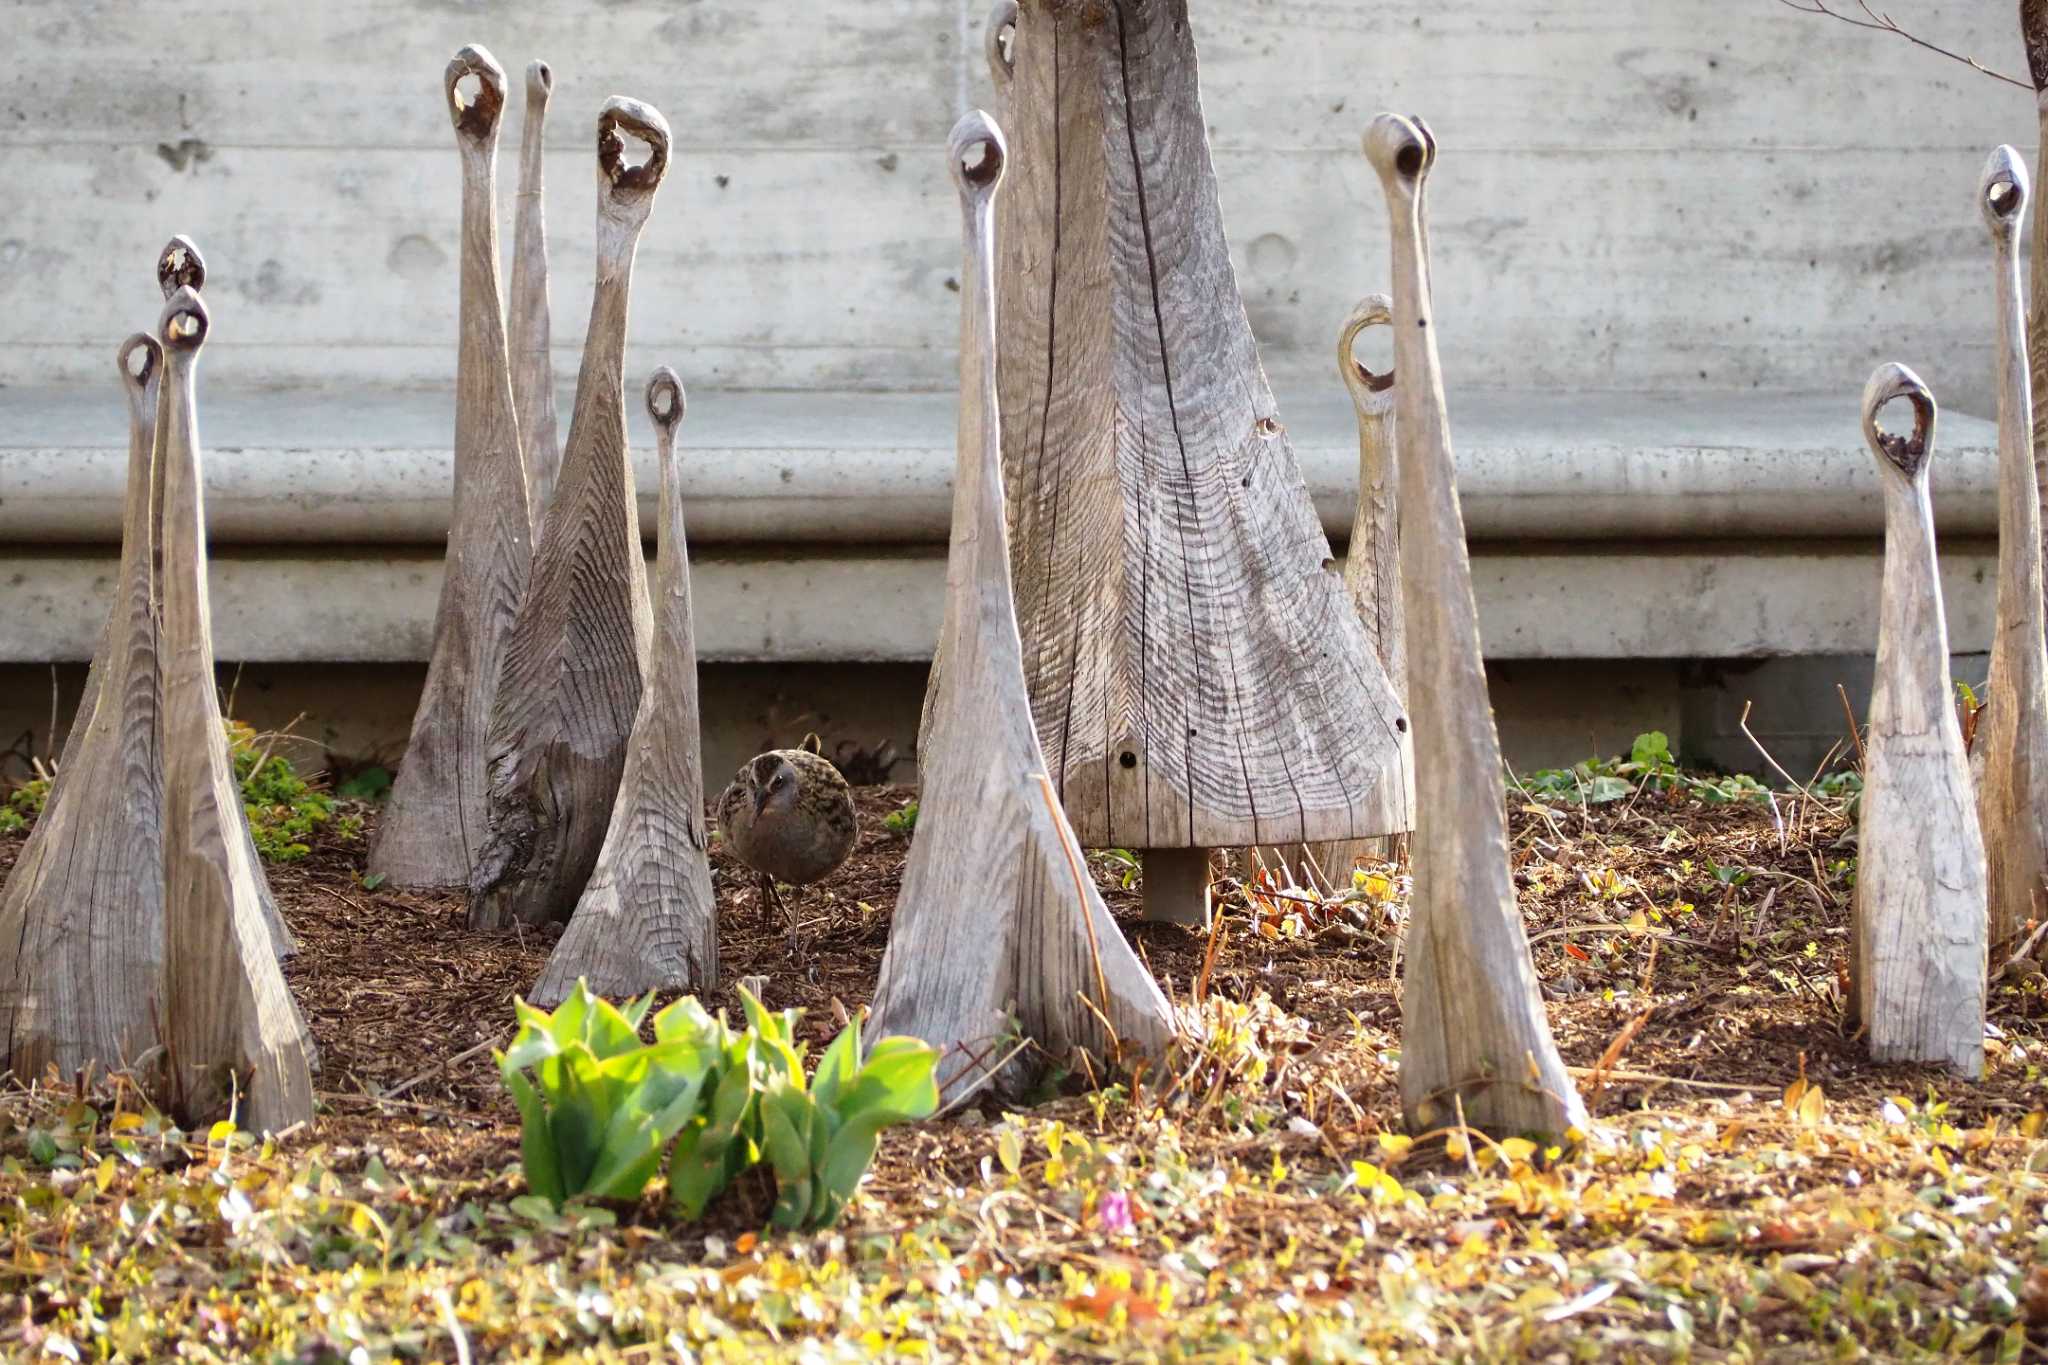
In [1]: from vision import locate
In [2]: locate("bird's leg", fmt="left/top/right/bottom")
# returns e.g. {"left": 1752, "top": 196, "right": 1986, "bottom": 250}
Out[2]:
{"left": 758, "top": 873, "right": 802, "bottom": 961}
{"left": 784, "top": 886, "right": 804, "bottom": 960}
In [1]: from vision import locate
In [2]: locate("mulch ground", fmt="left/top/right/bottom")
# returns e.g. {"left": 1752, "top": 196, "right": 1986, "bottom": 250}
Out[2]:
{"left": 10, "top": 780, "right": 2041, "bottom": 1165}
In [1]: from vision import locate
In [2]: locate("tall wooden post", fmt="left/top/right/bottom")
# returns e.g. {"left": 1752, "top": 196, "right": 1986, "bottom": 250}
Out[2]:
{"left": 510, "top": 58, "right": 562, "bottom": 519}
{"left": 1365, "top": 114, "right": 1584, "bottom": 1139}
{"left": 470, "top": 98, "right": 669, "bottom": 928}
{"left": 155, "top": 288, "right": 314, "bottom": 1131}
{"left": 872, "top": 111, "right": 1175, "bottom": 1106}
{"left": 0, "top": 334, "right": 167, "bottom": 1080}
{"left": 1976, "top": 145, "right": 2048, "bottom": 953}
{"left": 1850, "top": 363, "right": 1987, "bottom": 1076}
{"left": 371, "top": 46, "right": 535, "bottom": 890}
{"left": 532, "top": 368, "right": 718, "bottom": 1004}
{"left": 967, "top": 0, "right": 1412, "bottom": 925}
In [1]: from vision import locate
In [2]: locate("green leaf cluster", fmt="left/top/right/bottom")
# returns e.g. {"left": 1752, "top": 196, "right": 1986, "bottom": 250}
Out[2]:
{"left": 1516, "top": 730, "right": 1782, "bottom": 809}
{"left": 0, "top": 777, "right": 49, "bottom": 834}
{"left": 499, "top": 981, "right": 939, "bottom": 1229}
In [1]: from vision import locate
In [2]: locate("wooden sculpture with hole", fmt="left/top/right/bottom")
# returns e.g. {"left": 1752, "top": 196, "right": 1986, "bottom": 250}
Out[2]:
{"left": 156, "top": 288, "right": 315, "bottom": 1130}
{"left": 532, "top": 368, "right": 717, "bottom": 1004}
{"left": 371, "top": 46, "right": 535, "bottom": 891}
{"left": 931, "top": 0, "right": 1412, "bottom": 927}
{"left": 1976, "top": 145, "right": 2048, "bottom": 955}
{"left": 1365, "top": 113, "right": 1584, "bottom": 1139}
{"left": 510, "top": 57, "right": 562, "bottom": 517}
{"left": 1851, "top": 363, "right": 1987, "bottom": 1077}
{"left": 469, "top": 97, "right": 670, "bottom": 928}
{"left": 871, "top": 110, "right": 1175, "bottom": 1106}
{"left": 0, "top": 332, "right": 167, "bottom": 1082}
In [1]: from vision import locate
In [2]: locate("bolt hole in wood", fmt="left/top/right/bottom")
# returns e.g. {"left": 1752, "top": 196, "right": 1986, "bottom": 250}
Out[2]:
{"left": 1990, "top": 179, "right": 2022, "bottom": 217}
{"left": 1349, "top": 322, "right": 1395, "bottom": 390}
{"left": 959, "top": 138, "right": 1000, "bottom": 185}
{"left": 1395, "top": 141, "right": 1425, "bottom": 177}
{"left": 995, "top": 22, "right": 1016, "bottom": 68}
{"left": 454, "top": 71, "right": 481, "bottom": 110}
{"left": 612, "top": 130, "right": 655, "bottom": 173}
{"left": 125, "top": 345, "right": 151, "bottom": 379}
{"left": 1119, "top": 751, "right": 1137, "bottom": 769}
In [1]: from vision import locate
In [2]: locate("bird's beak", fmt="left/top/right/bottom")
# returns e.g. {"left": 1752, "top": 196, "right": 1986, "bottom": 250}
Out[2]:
{"left": 754, "top": 786, "right": 772, "bottom": 818}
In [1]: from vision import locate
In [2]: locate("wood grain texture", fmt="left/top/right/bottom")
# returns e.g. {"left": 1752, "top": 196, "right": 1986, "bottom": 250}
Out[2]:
{"left": 1974, "top": 146, "right": 2048, "bottom": 954}
{"left": 872, "top": 111, "right": 1175, "bottom": 1107}
{"left": 987, "top": 0, "right": 1410, "bottom": 854}
{"left": 532, "top": 367, "right": 716, "bottom": 1004}
{"left": 509, "top": 59, "right": 562, "bottom": 520}
{"left": 1299, "top": 295, "right": 1406, "bottom": 879}
{"left": 153, "top": 289, "right": 314, "bottom": 1132}
{"left": 469, "top": 97, "right": 667, "bottom": 928}
{"left": 0, "top": 335, "right": 166, "bottom": 1080}
{"left": 1365, "top": 114, "right": 1584, "bottom": 1139}
{"left": 372, "top": 48, "right": 536, "bottom": 890}
{"left": 1851, "top": 364, "right": 1986, "bottom": 1076}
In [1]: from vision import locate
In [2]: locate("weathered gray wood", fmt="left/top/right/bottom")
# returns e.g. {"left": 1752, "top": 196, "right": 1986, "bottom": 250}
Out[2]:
{"left": 1301, "top": 295, "right": 1406, "bottom": 881}
{"left": 872, "top": 111, "right": 1175, "bottom": 1106}
{"left": 509, "top": 59, "right": 562, "bottom": 521}
{"left": 154, "top": 288, "right": 314, "bottom": 1131}
{"left": 979, "top": 0, "right": 1410, "bottom": 910}
{"left": 372, "top": 48, "right": 536, "bottom": 891}
{"left": 532, "top": 367, "right": 716, "bottom": 1003}
{"left": 469, "top": 97, "right": 668, "bottom": 928}
{"left": 0, "top": 334, "right": 167, "bottom": 1081}
{"left": 2024, "top": 1, "right": 2048, "bottom": 609}
{"left": 1975, "top": 145, "right": 2048, "bottom": 953}
{"left": 1138, "top": 848, "right": 1209, "bottom": 927}
{"left": 1366, "top": 114, "right": 1584, "bottom": 1140}
{"left": 1851, "top": 363, "right": 1987, "bottom": 1076}
{"left": 148, "top": 235, "right": 296, "bottom": 960}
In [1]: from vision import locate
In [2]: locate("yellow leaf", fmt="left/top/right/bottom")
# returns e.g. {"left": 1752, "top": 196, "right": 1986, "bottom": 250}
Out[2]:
{"left": 1782, "top": 1079, "right": 1808, "bottom": 1112}
{"left": 1444, "top": 1133, "right": 1470, "bottom": 1162}
{"left": 1377, "top": 1133, "right": 1414, "bottom": 1160}
{"left": 95, "top": 1156, "right": 115, "bottom": 1193}
{"left": 2022, "top": 1111, "right": 2046, "bottom": 1139}
{"left": 1796, "top": 1084, "right": 1826, "bottom": 1126}
{"left": 996, "top": 1128, "right": 1022, "bottom": 1177}
{"left": 208, "top": 1120, "right": 237, "bottom": 1146}
{"left": 1498, "top": 1137, "right": 1539, "bottom": 1164}
{"left": 350, "top": 1205, "right": 375, "bottom": 1237}
{"left": 1626, "top": 910, "right": 1650, "bottom": 933}
{"left": 109, "top": 1113, "right": 146, "bottom": 1133}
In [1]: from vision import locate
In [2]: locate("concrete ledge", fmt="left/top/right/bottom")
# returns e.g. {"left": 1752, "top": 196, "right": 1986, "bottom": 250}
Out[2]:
{"left": 0, "top": 387, "right": 1998, "bottom": 546}
{"left": 1, "top": 539, "right": 1995, "bottom": 665}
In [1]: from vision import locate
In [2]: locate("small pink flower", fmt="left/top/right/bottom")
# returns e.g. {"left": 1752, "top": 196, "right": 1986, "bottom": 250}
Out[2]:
{"left": 1096, "top": 1189, "right": 1133, "bottom": 1234}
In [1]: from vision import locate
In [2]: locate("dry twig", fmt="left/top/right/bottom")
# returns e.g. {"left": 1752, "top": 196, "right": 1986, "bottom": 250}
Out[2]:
{"left": 1775, "top": 0, "right": 2031, "bottom": 89}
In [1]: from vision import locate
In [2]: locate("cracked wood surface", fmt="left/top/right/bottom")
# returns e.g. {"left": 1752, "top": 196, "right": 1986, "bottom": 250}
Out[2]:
{"left": 1976, "top": 145, "right": 2048, "bottom": 954}
{"left": 1366, "top": 114, "right": 1584, "bottom": 1140}
{"left": 155, "top": 289, "right": 313, "bottom": 1131}
{"left": 872, "top": 110, "right": 1174, "bottom": 1107}
{"left": 985, "top": 0, "right": 1411, "bottom": 853}
{"left": 533, "top": 367, "right": 716, "bottom": 1004}
{"left": 0, "top": 334, "right": 167, "bottom": 1080}
{"left": 1851, "top": 363, "right": 1986, "bottom": 1077}
{"left": 469, "top": 97, "right": 667, "bottom": 928}
{"left": 510, "top": 58, "right": 562, "bottom": 520}
{"left": 372, "top": 48, "right": 535, "bottom": 891}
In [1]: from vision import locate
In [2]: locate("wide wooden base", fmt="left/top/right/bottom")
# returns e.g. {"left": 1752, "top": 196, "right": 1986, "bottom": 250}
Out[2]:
{"left": 1139, "top": 848, "right": 1211, "bottom": 928}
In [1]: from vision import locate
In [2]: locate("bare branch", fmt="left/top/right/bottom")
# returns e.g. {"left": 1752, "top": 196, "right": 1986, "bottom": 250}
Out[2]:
{"left": 1776, "top": 0, "right": 2033, "bottom": 90}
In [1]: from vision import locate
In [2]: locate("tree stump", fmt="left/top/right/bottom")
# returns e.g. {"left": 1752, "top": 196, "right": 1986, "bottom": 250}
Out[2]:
{"left": 155, "top": 289, "right": 314, "bottom": 1131}
{"left": 1365, "top": 114, "right": 1584, "bottom": 1140}
{"left": 0, "top": 333, "right": 167, "bottom": 1081}
{"left": 1975, "top": 145, "right": 2048, "bottom": 954}
{"left": 872, "top": 111, "right": 1175, "bottom": 1106}
{"left": 532, "top": 368, "right": 717, "bottom": 1004}
{"left": 1851, "top": 363, "right": 1987, "bottom": 1076}
{"left": 957, "top": 0, "right": 1411, "bottom": 926}
{"left": 371, "top": 47, "right": 535, "bottom": 891}
{"left": 510, "top": 58, "right": 562, "bottom": 518}
{"left": 469, "top": 97, "right": 669, "bottom": 929}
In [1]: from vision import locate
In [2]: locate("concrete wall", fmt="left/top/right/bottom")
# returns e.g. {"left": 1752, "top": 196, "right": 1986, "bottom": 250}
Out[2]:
{"left": 0, "top": 1, "right": 2032, "bottom": 411}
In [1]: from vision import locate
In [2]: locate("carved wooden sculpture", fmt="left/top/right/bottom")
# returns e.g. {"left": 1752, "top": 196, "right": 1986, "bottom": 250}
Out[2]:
{"left": 469, "top": 97, "right": 669, "bottom": 928}
{"left": 510, "top": 58, "right": 562, "bottom": 518}
{"left": 532, "top": 368, "right": 716, "bottom": 1004}
{"left": 371, "top": 47, "right": 535, "bottom": 890}
{"left": 0, "top": 334, "right": 167, "bottom": 1080}
{"left": 155, "top": 289, "right": 314, "bottom": 1130}
{"left": 872, "top": 111, "right": 1175, "bottom": 1105}
{"left": 1365, "top": 114, "right": 1584, "bottom": 1138}
{"left": 2022, "top": 2, "right": 2048, "bottom": 590}
{"left": 970, "top": 0, "right": 1411, "bottom": 925}
{"left": 1976, "top": 145, "right": 2048, "bottom": 953}
{"left": 1851, "top": 363, "right": 1987, "bottom": 1076}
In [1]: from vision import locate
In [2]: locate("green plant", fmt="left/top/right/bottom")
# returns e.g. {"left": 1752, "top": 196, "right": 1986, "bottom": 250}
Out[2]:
{"left": 337, "top": 765, "right": 393, "bottom": 800}
{"left": 497, "top": 982, "right": 722, "bottom": 1207}
{"left": 744, "top": 992, "right": 940, "bottom": 1230}
{"left": 1098, "top": 848, "right": 1142, "bottom": 890}
{"left": 882, "top": 800, "right": 918, "bottom": 837}
{"left": 0, "top": 777, "right": 49, "bottom": 834}
{"left": 226, "top": 720, "right": 351, "bottom": 860}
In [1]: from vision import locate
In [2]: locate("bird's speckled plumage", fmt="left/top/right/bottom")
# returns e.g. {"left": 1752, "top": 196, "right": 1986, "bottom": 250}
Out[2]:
{"left": 717, "top": 744, "right": 858, "bottom": 889}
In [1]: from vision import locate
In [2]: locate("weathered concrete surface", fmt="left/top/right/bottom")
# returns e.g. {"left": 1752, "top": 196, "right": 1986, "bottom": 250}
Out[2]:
{"left": 0, "top": 387, "right": 2002, "bottom": 546}
{"left": 0, "top": 3, "right": 2028, "bottom": 411}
